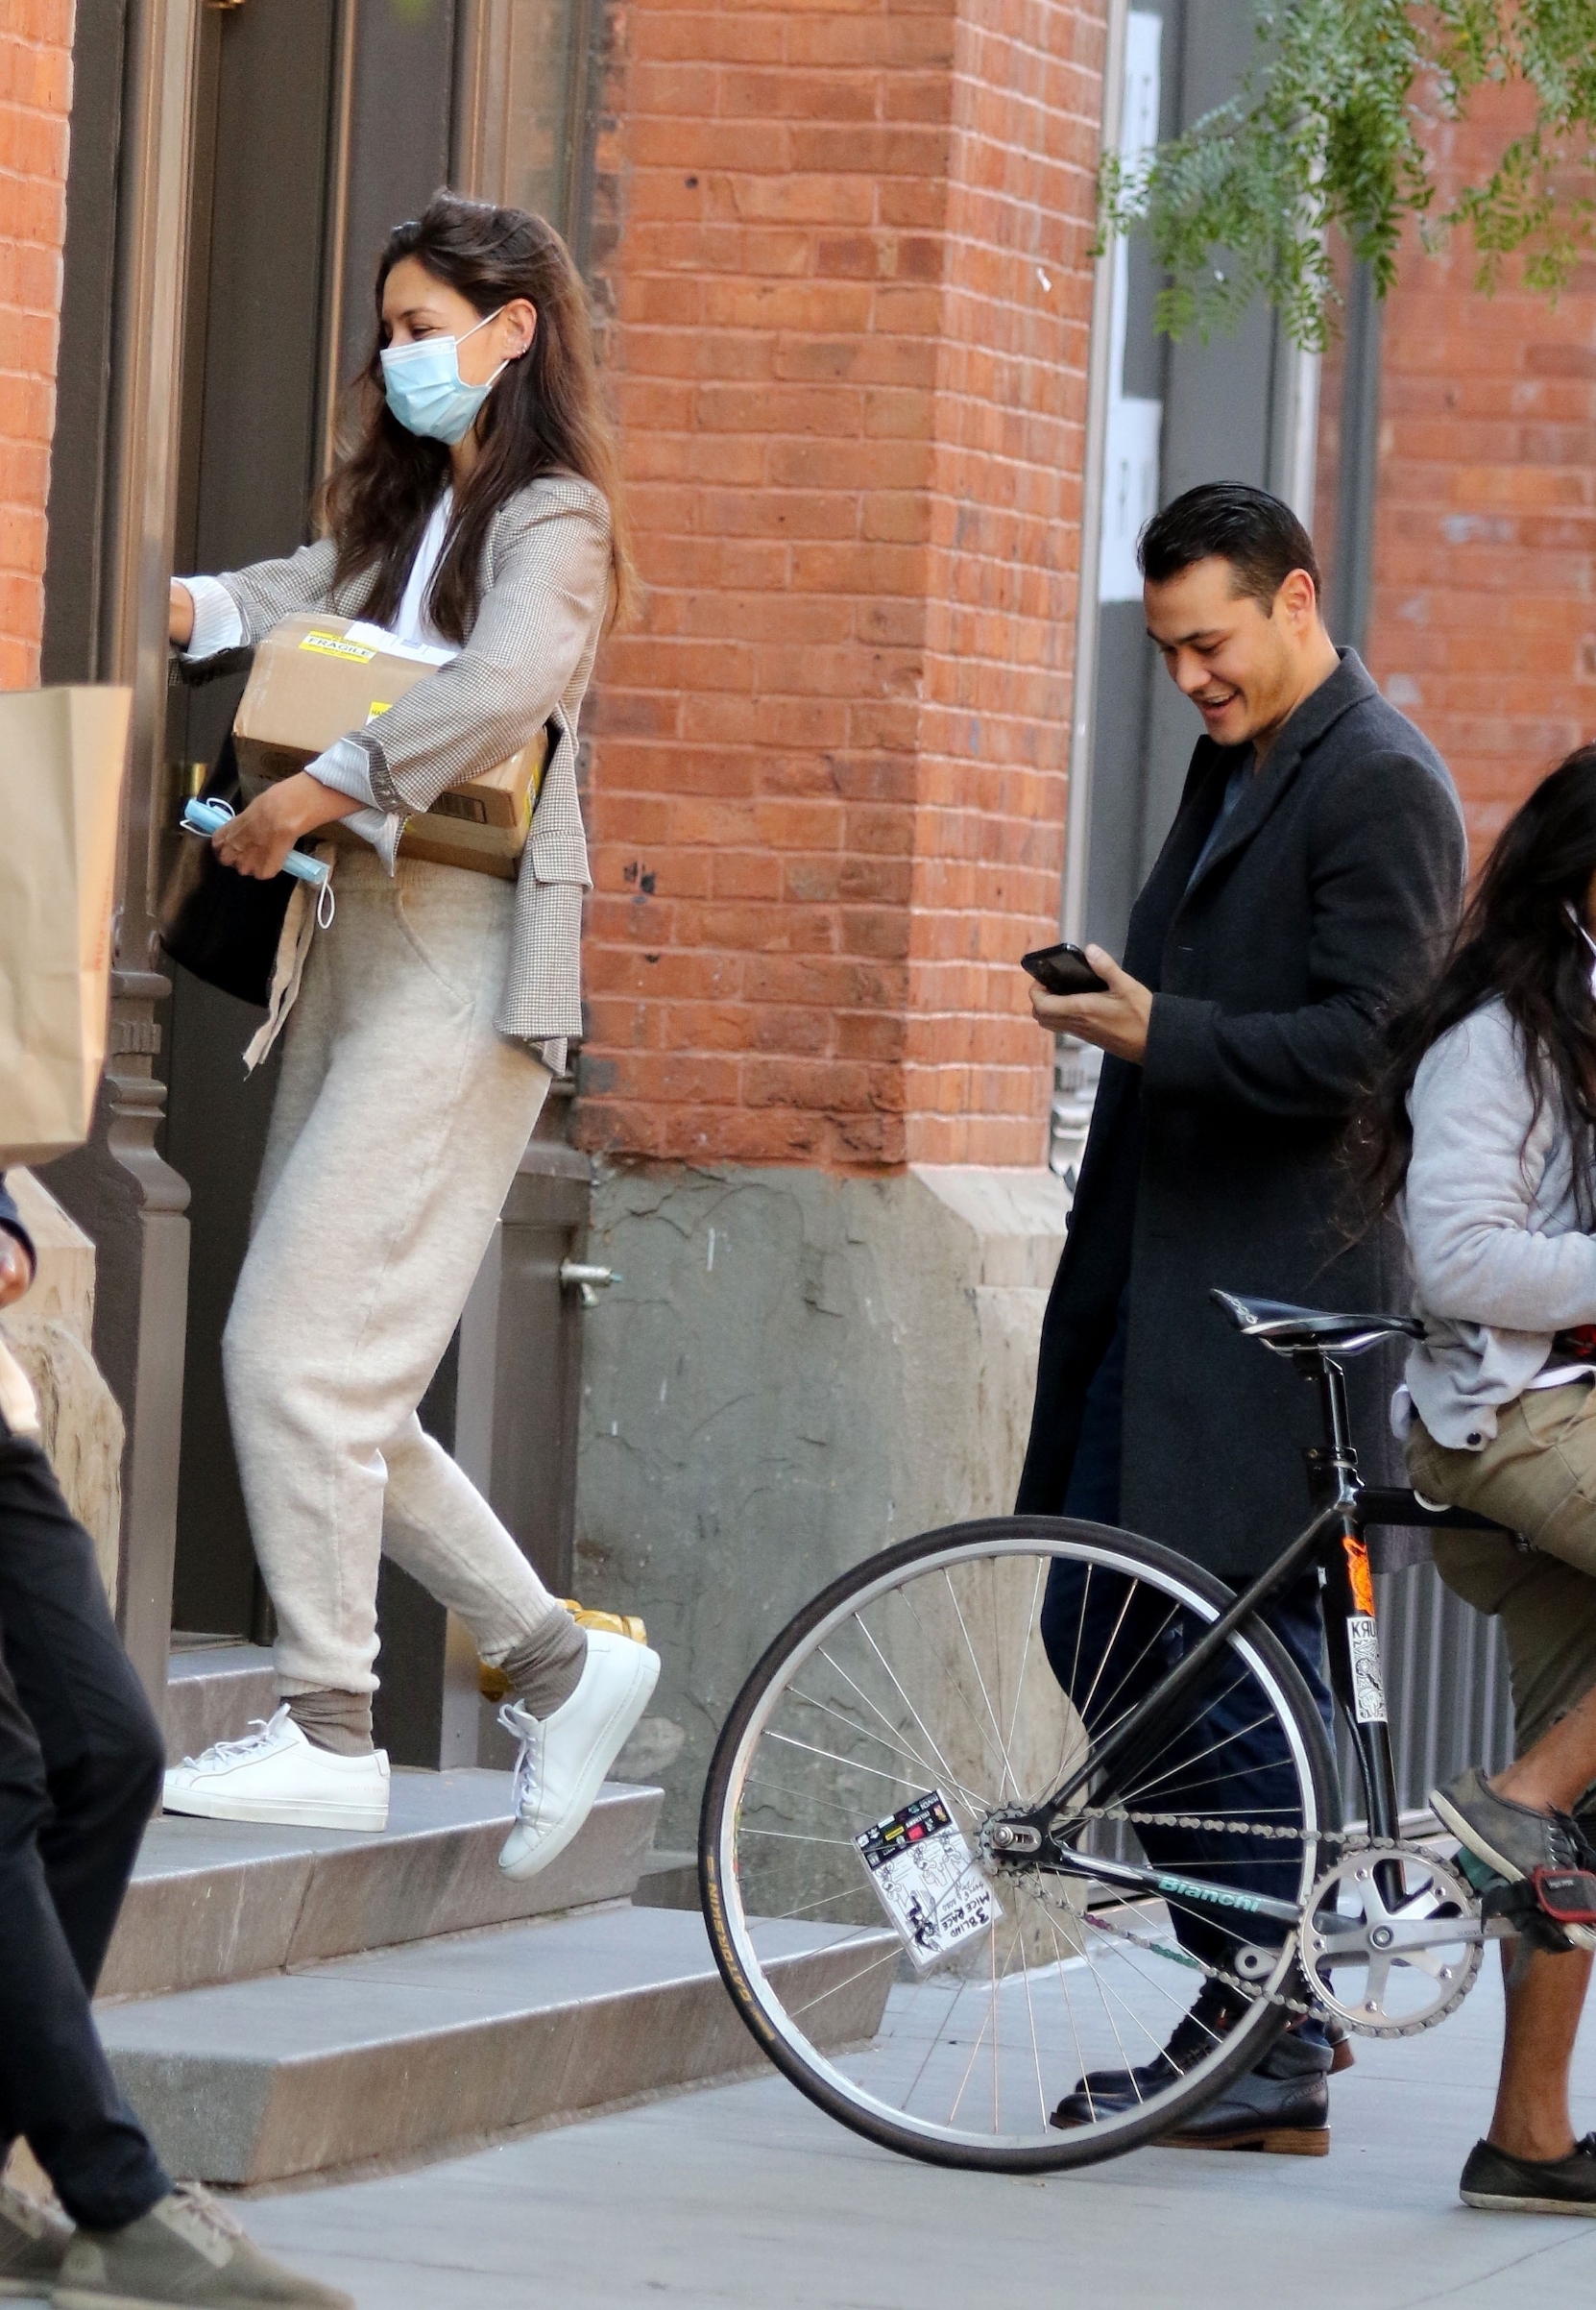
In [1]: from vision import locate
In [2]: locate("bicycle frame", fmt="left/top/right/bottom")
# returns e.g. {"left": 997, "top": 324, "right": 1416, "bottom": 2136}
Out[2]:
{"left": 1021, "top": 1349, "right": 1507, "bottom": 1911}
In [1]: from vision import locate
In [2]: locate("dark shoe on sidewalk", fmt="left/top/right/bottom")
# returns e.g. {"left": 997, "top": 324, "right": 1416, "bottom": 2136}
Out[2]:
{"left": 0, "top": 2178, "right": 72, "bottom": 2298}
{"left": 1050, "top": 1978, "right": 1248, "bottom": 2126}
{"left": 1431, "top": 1765, "right": 1584, "bottom": 1884}
{"left": 53, "top": 2184, "right": 352, "bottom": 2309}
{"left": 1162, "top": 2026, "right": 1332, "bottom": 2154}
{"left": 1461, "top": 2134, "right": 1596, "bottom": 2214}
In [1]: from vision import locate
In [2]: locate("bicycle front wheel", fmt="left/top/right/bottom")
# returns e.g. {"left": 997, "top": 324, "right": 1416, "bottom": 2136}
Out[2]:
{"left": 700, "top": 1516, "right": 1339, "bottom": 2173}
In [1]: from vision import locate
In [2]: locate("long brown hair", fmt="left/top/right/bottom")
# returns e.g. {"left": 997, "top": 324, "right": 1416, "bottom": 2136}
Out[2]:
{"left": 1350, "top": 744, "right": 1596, "bottom": 1225}
{"left": 321, "top": 189, "right": 636, "bottom": 641}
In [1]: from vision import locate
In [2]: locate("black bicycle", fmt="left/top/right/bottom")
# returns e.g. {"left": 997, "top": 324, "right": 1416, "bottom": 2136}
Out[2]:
{"left": 698, "top": 1289, "right": 1511, "bottom": 2173}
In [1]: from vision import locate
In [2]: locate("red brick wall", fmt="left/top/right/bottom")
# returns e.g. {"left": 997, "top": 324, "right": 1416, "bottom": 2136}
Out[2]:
{"left": 1358, "top": 81, "right": 1596, "bottom": 858}
{"left": 0, "top": 0, "right": 71, "bottom": 690}
{"left": 579, "top": 1, "right": 1104, "bottom": 1169}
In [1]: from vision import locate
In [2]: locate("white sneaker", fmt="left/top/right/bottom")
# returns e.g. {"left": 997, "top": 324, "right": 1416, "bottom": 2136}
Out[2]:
{"left": 162, "top": 1705, "right": 390, "bottom": 1833}
{"left": 497, "top": 1627, "right": 661, "bottom": 1881}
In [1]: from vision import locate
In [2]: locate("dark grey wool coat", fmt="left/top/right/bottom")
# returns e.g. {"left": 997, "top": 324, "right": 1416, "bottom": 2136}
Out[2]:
{"left": 1015, "top": 651, "right": 1467, "bottom": 1575}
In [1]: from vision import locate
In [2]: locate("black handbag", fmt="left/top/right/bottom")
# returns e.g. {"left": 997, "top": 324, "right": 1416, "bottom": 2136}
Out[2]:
{"left": 158, "top": 733, "right": 297, "bottom": 1009}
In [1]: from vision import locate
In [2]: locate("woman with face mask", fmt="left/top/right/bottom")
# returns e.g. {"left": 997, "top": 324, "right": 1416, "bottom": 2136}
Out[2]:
{"left": 162, "top": 191, "right": 658, "bottom": 1874}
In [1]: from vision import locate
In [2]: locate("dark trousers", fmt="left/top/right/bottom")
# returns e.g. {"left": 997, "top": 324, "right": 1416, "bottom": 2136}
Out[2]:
{"left": 1040, "top": 1290, "right": 1332, "bottom": 1978}
{"left": 0, "top": 1421, "right": 171, "bottom": 2228}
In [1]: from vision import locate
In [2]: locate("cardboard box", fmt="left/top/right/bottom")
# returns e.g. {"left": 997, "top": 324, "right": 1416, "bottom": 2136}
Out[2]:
{"left": 232, "top": 615, "right": 546, "bottom": 874}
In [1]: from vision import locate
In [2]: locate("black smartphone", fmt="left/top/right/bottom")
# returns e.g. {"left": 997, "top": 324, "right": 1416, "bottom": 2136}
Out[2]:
{"left": 1021, "top": 940, "right": 1109, "bottom": 997}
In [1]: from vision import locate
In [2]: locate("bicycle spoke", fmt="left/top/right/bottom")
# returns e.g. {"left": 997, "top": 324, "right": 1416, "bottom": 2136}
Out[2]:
{"left": 1074, "top": 1600, "right": 1184, "bottom": 1739}
{"left": 888, "top": 1587, "right": 1013, "bottom": 1803}
{"left": 788, "top": 1680, "right": 944, "bottom": 1782}
{"left": 853, "top": 1610, "right": 991, "bottom": 1812}
{"left": 938, "top": 1566, "right": 1018, "bottom": 1804}
{"left": 763, "top": 1726, "right": 934, "bottom": 1795}
{"left": 1123, "top": 1705, "right": 1296, "bottom": 1808}
{"left": 1002, "top": 1557, "right": 1044, "bottom": 1784}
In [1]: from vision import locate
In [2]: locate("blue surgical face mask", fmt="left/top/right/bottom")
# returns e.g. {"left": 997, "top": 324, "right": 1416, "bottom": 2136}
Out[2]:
{"left": 380, "top": 308, "right": 507, "bottom": 445}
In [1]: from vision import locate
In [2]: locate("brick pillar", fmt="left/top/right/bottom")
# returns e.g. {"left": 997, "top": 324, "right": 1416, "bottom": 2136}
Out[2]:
{"left": 0, "top": 0, "right": 72, "bottom": 689}
{"left": 581, "top": 0, "right": 1106, "bottom": 1170}
{"left": 573, "top": 2, "right": 1102, "bottom": 1845}
{"left": 1359, "top": 79, "right": 1596, "bottom": 854}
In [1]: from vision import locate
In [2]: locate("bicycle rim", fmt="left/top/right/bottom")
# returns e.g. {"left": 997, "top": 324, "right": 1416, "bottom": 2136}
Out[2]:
{"left": 700, "top": 1517, "right": 1339, "bottom": 2172}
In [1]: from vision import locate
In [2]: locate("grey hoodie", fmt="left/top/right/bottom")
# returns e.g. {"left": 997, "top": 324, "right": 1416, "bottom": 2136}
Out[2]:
{"left": 1399, "top": 996, "right": 1596, "bottom": 1447}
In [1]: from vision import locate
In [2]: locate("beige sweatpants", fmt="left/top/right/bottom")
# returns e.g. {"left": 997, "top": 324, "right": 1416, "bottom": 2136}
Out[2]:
{"left": 224, "top": 848, "right": 563, "bottom": 1697}
{"left": 1408, "top": 1383, "right": 1596, "bottom": 1761}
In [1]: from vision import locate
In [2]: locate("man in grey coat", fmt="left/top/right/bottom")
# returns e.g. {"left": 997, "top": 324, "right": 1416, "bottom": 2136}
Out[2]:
{"left": 1022, "top": 483, "right": 1466, "bottom": 2149}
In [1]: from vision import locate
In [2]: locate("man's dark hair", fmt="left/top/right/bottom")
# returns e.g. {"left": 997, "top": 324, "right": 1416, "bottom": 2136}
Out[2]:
{"left": 1137, "top": 481, "right": 1320, "bottom": 610}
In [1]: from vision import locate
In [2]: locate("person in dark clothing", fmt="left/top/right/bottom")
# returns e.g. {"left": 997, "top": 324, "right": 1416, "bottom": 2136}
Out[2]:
{"left": 1024, "top": 484, "right": 1467, "bottom": 2151}
{"left": 0, "top": 1179, "right": 170, "bottom": 2285}
{"left": 0, "top": 1179, "right": 350, "bottom": 2307}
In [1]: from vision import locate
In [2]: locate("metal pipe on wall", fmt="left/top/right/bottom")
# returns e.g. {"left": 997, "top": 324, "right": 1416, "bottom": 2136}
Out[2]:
{"left": 1059, "top": 0, "right": 1130, "bottom": 952}
{"left": 89, "top": 0, "right": 201, "bottom": 1706}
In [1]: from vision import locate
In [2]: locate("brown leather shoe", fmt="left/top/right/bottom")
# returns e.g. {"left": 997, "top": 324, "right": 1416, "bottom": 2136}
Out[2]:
{"left": 1164, "top": 2023, "right": 1332, "bottom": 2154}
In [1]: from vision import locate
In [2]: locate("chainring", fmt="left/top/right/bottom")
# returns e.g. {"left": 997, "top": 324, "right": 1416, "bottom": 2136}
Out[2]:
{"left": 1300, "top": 1843, "right": 1483, "bottom": 2038}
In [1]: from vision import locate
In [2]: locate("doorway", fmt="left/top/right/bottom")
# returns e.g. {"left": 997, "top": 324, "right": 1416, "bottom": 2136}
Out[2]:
{"left": 158, "top": 0, "right": 603, "bottom": 1763}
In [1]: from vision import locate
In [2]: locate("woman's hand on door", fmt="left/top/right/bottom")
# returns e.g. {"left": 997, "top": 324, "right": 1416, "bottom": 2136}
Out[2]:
{"left": 213, "top": 773, "right": 361, "bottom": 880}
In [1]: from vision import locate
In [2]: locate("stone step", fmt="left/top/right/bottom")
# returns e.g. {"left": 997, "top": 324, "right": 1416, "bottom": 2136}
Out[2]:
{"left": 164, "top": 1642, "right": 278, "bottom": 1766}
{"left": 98, "top": 1906, "right": 897, "bottom": 2185}
{"left": 103, "top": 1769, "right": 662, "bottom": 2002}
{"left": 633, "top": 1846, "right": 697, "bottom": 1910}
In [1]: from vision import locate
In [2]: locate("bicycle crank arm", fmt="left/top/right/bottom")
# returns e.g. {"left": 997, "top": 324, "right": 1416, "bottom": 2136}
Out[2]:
{"left": 1309, "top": 1915, "right": 1488, "bottom": 1958}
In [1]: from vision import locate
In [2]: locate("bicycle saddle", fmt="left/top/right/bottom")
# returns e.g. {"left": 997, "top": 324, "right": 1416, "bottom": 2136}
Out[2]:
{"left": 1211, "top": 1288, "right": 1424, "bottom": 1356}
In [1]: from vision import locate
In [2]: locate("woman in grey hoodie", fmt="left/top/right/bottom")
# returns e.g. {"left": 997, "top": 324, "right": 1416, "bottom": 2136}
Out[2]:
{"left": 1360, "top": 744, "right": 1596, "bottom": 2214}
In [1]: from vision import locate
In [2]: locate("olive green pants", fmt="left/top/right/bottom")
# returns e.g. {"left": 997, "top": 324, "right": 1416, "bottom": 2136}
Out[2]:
{"left": 1407, "top": 1382, "right": 1596, "bottom": 1763}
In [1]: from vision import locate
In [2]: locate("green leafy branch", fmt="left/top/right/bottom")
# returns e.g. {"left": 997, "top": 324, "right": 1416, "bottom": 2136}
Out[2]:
{"left": 1100, "top": 0, "right": 1596, "bottom": 349}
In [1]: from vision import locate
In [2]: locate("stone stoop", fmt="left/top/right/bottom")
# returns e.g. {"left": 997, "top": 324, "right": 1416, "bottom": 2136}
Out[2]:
{"left": 102, "top": 1769, "right": 664, "bottom": 2002}
{"left": 163, "top": 1643, "right": 278, "bottom": 1766}
{"left": 90, "top": 1647, "right": 886, "bottom": 2186}
{"left": 97, "top": 1909, "right": 895, "bottom": 2185}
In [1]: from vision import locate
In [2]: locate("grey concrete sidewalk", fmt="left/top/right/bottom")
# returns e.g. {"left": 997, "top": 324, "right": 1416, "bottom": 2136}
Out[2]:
{"left": 23, "top": 1965, "right": 1596, "bottom": 2308}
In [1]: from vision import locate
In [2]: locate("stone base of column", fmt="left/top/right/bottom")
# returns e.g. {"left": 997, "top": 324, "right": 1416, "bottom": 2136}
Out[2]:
{"left": 0, "top": 1169, "right": 125, "bottom": 1606}
{"left": 574, "top": 1162, "right": 1070, "bottom": 1849}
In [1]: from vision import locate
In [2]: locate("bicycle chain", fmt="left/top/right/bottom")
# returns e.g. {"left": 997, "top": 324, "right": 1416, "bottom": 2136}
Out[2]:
{"left": 1052, "top": 1809, "right": 1478, "bottom": 2036}
{"left": 1077, "top": 1803, "right": 1357, "bottom": 1843}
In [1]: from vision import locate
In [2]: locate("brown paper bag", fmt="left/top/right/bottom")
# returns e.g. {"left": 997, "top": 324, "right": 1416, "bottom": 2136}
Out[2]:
{"left": 0, "top": 685, "right": 132, "bottom": 1164}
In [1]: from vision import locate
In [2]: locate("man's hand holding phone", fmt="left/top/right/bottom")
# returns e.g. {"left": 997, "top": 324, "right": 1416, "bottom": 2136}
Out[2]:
{"left": 1022, "top": 941, "right": 1153, "bottom": 1066}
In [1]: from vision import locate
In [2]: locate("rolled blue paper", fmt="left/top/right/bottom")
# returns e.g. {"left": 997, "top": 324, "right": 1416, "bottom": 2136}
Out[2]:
{"left": 181, "top": 796, "right": 330, "bottom": 888}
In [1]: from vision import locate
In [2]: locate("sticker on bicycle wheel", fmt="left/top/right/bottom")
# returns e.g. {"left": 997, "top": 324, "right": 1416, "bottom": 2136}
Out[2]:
{"left": 855, "top": 1791, "right": 1001, "bottom": 1972}
{"left": 1346, "top": 1615, "right": 1388, "bottom": 1724}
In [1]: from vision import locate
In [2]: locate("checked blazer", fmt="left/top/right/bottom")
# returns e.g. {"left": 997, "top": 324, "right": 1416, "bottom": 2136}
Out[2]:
{"left": 206, "top": 471, "right": 612, "bottom": 1048}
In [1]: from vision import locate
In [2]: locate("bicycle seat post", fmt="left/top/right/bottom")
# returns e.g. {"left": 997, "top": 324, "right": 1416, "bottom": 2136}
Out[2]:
{"left": 1299, "top": 1345, "right": 1403, "bottom": 1860}
{"left": 1306, "top": 1349, "right": 1359, "bottom": 1501}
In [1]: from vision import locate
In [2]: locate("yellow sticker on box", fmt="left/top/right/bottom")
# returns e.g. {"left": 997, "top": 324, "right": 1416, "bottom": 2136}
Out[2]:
{"left": 299, "top": 632, "right": 376, "bottom": 664}
{"left": 365, "top": 701, "right": 391, "bottom": 721}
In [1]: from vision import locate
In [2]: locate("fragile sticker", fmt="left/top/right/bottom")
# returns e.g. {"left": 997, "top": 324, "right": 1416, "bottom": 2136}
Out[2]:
{"left": 299, "top": 632, "right": 376, "bottom": 664}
